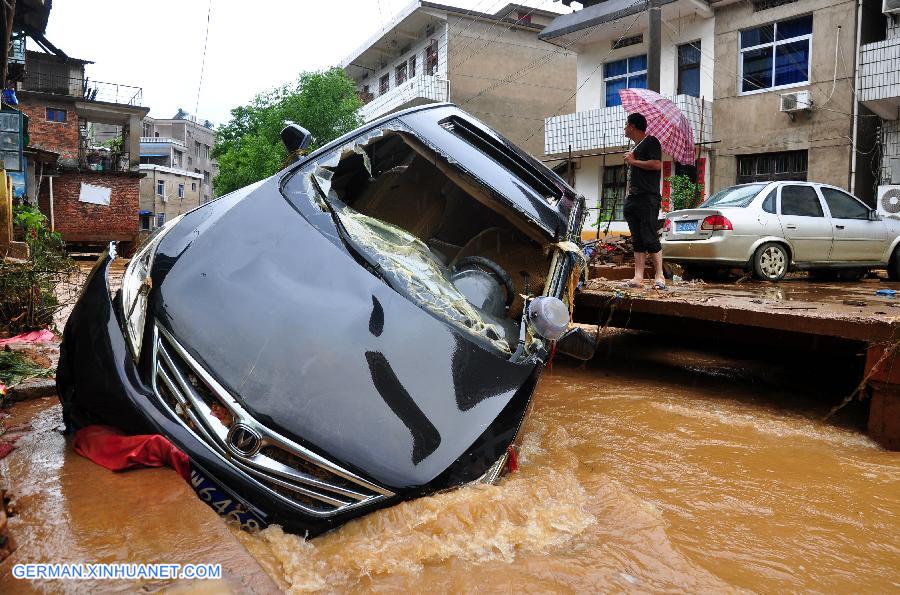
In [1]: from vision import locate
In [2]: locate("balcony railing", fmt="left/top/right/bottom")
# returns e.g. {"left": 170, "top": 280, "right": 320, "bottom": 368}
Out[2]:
{"left": 359, "top": 75, "right": 449, "bottom": 122}
{"left": 79, "top": 147, "right": 131, "bottom": 173}
{"left": 21, "top": 72, "right": 143, "bottom": 106}
{"left": 859, "top": 36, "right": 900, "bottom": 105}
{"left": 140, "top": 136, "right": 187, "bottom": 148}
{"left": 544, "top": 94, "right": 712, "bottom": 156}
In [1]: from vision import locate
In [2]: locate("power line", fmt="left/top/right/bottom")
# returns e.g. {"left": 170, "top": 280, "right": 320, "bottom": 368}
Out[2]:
{"left": 522, "top": 8, "right": 645, "bottom": 144}
{"left": 194, "top": 0, "right": 212, "bottom": 119}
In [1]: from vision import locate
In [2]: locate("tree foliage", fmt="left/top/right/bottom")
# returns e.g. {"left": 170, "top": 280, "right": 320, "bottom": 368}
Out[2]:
{"left": 212, "top": 68, "right": 363, "bottom": 196}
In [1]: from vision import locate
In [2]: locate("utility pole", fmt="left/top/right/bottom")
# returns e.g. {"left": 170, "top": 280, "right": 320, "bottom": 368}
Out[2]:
{"left": 647, "top": 0, "right": 661, "bottom": 92}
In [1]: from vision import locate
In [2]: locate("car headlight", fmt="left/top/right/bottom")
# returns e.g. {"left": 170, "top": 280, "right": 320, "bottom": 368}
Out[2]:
{"left": 120, "top": 215, "right": 184, "bottom": 360}
{"left": 527, "top": 296, "right": 570, "bottom": 341}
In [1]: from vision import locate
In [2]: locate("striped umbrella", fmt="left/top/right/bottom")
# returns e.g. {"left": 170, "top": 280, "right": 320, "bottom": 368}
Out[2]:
{"left": 618, "top": 88, "right": 696, "bottom": 164}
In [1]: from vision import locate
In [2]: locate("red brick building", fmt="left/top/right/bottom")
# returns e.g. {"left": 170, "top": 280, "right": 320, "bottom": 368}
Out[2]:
{"left": 17, "top": 51, "right": 148, "bottom": 252}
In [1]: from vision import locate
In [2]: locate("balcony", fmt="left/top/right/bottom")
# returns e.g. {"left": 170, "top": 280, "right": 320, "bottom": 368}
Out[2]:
{"left": 359, "top": 75, "right": 449, "bottom": 123}
{"left": 79, "top": 147, "right": 131, "bottom": 173}
{"left": 859, "top": 37, "right": 900, "bottom": 120}
{"left": 21, "top": 72, "right": 143, "bottom": 106}
{"left": 544, "top": 95, "right": 713, "bottom": 156}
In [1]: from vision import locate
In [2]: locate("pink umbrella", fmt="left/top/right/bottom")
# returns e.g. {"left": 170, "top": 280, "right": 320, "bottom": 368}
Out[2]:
{"left": 618, "top": 88, "right": 696, "bottom": 164}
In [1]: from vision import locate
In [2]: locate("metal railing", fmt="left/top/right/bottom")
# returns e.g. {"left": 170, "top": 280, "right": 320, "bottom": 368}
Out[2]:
{"left": 21, "top": 72, "right": 143, "bottom": 106}
{"left": 140, "top": 136, "right": 187, "bottom": 148}
{"left": 359, "top": 75, "right": 450, "bottom": 122}
{"left": 79, "top": 147, "right": 131, "bottom": 173}
{"left": 544, "top": 94, "right": 712, "bottom": 156}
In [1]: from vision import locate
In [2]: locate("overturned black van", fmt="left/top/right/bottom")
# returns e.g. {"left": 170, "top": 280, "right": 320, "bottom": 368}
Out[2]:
{"left": 57, "top": 104, "right": 586, "bottom": 537}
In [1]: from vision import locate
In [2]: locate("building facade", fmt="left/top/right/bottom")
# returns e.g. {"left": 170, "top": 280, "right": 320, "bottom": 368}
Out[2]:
{"left": 710, "top": 0, "right": 877, "bottom": 205}
{"left": 540, "top": 0, "right": 715, "bottom": 234}
{"left": 541, "top": 0, "right": 888, "bottom": 236}
{"left": 141, "top": 110, "right": 218, "bottom": 204}
{"left": 860, "top": 11, "right": 900, "bottom": 205}
{"left": 343, "top": 1, "right": 577, "bottom": 157}
{"left": 16, "top": 50, "right": 148, "bottom": 252}
{"left": 137, "top": 164, "right": 203, "bottom": 235}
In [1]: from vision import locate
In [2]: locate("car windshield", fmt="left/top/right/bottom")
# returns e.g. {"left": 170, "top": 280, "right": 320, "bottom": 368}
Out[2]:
{"left": 699, "top": 184, "right": 767, "bottom": 208}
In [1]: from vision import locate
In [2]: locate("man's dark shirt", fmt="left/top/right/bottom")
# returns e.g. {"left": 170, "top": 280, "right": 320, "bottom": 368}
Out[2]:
{"left": 628, "top": 135, "right": 662, "bottom": 199}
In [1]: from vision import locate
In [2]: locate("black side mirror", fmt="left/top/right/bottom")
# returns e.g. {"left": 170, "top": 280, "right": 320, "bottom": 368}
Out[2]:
{"left": 281, "top": 124, "right": 312, "bottom": 154}
{"left": 554, "top": 326, "right": 596, "bottom": 361}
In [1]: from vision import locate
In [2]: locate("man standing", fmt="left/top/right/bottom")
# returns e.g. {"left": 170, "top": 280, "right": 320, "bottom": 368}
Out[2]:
{"left": 622, "top": 113, "right": 665, "bottom": 289}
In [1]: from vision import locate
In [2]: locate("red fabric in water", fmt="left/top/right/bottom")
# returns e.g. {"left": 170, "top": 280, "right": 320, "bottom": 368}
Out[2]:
{"left": 73, "top": 424, "right": 190, "bottom": 481}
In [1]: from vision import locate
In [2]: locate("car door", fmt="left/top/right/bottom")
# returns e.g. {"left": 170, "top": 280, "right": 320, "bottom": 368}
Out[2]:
{"left": 819, "top": 186, "right": 887, "bottom": 261}
{"left": 777, "top": 184, "right": 833, "bottom": 263}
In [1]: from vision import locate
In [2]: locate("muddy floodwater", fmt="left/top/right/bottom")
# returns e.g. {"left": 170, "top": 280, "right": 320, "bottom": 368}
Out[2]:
{"left": 236, "top": 361, "right": 899, "bottom": 593}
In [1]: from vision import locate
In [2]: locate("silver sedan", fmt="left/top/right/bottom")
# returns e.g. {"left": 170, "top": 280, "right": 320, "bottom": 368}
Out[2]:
{"left": 661, "top": 181, "right": 900, "bottom": 281}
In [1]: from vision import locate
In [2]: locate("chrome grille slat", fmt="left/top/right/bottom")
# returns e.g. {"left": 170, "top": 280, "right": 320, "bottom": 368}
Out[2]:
{"left": 231, "top": 460, "right": 351, "bottom": 507}
{"left": 149, "top": 323, "right": 395, "bottom": 518}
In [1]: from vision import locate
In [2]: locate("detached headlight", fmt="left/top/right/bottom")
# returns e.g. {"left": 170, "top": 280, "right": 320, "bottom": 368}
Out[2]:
{"left": 120, "top": 215, "right": 184, "bottom": 360}
{"left": 527, "top": 296, "right": 570, "bottom": 341}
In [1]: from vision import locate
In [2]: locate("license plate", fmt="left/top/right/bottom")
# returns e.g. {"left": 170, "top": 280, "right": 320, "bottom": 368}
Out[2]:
{"left": 676, "top": 221, "right": 698, "bottom": 233}
{"left": 189, "top": 464, "right": 268, "bottom": 532}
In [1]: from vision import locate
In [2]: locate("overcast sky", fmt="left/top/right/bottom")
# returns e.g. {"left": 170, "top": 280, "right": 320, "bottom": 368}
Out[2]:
{"left": 43, "top": 0, "right": 568, "bottom": 126}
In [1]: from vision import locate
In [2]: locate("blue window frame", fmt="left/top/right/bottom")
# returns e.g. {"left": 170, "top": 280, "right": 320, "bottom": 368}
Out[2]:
{"left": 604, "top": 55, "right": 647, "bottom": 107}
{"left": 45, "top": 108, "right": 67, "bottom": 123}
{"left": 739, "top": 15, "right": 811, "bottom": 93}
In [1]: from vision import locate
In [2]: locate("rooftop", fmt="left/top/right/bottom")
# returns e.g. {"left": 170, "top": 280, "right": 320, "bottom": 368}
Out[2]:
{"left": 342, "top": 1, "right": 567, "bottom": 74}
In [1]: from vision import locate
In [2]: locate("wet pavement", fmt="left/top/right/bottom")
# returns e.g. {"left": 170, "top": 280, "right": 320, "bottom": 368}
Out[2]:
{"left": 0, "top": 398, "right": 278, "bottom": 593}
{"left": 578, "top": 277, "right": 900, "bottom": 343}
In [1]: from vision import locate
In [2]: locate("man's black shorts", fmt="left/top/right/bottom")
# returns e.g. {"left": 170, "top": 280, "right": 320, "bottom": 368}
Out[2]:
{"left": 624, "top": 194, "right": 662, "bottom": 254}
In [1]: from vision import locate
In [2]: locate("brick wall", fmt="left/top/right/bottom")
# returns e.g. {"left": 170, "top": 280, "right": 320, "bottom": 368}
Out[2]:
{"left": 18, "top": 97, "right": 80, "bottom": 160}
{"left": 37, "top": 172, "right": 140, "bottom": 245}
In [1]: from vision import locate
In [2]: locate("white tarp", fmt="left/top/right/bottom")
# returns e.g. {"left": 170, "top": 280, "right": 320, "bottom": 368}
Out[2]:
{"left": 79, "top": 183, "right": 112, "bottom": 206}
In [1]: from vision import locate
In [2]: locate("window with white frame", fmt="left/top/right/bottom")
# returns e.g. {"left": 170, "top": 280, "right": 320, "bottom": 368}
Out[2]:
{"left": 604, "top": 55, "right": 647, "bottom": 107}
{"left": 409, "top": 55, "right": 416, "bottom": 77}
{"left": 739, "top": 15, "right": 812, "bottom": 93}
{"left": 156, "top": 212, "right": 166, "bottom": 227}
{"left": 156, "top": 179, "right": 165, "bottom": 196}
{"left": 177, "top": 183, "right": 185, "bottom": 198}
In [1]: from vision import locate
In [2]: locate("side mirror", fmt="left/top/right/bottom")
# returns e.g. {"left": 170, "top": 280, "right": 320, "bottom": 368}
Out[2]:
{"left": 554, "top": 326, "right": 596, "bottom": 361}
{"left": 869, "top": 209, "right": 881, "bottom": 221}
{"left": 280, "top": 124, "right": 312, "bottom": 154}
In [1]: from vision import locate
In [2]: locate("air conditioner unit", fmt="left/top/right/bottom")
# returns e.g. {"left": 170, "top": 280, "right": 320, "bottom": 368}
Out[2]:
{"left": 780, "top": 90, "right": 812, "bottom": 113}
{"left": 883, "top": 0, "right": 900, "bottom": 14}
{"left": 878, "top": 185, "right": 900, "bottom": 218}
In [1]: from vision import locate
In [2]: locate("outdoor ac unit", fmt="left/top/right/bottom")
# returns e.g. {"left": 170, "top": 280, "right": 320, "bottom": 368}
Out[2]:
{"left": 878, "top": 185, "right": 900, "bottom": 217}
{"left": 883, "top": 0, "right": 900, "bottom": 14}
{"left": 780, "top": 90, "right": 812, "bottom": 113}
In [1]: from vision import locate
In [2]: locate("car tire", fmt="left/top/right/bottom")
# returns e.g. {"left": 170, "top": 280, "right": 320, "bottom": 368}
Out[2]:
{"left": 889, "top": 248, "right": 900, "bottom": 281}
{"left": 752, "top": 242, "right": 789, "bottom": 281}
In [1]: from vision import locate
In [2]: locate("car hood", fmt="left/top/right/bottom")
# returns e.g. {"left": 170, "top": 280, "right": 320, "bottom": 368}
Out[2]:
{"left": 149, "top": 178, "right": 540, "bottom": 490}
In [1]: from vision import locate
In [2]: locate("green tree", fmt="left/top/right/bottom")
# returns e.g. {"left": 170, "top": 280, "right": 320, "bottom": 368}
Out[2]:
{"left": 213, "top": 68, "right": 363, "bottom": 196}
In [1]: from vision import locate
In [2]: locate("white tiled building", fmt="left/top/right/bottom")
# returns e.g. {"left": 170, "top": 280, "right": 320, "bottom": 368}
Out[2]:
{"left": 539, "top": 0, "right": 715, "bottom": 234}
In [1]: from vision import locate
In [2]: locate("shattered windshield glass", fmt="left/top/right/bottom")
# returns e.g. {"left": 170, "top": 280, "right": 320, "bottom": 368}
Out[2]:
{"left": 306, "top": 125, "right": 513, "bottom": 354}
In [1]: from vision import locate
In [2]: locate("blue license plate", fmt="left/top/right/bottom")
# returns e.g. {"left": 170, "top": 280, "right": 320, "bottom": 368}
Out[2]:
{"left": 189, "top": 463, "right": 268, "bottom": 531}
{"left": 676, "top": 221, "right": 698, "bottom": 233}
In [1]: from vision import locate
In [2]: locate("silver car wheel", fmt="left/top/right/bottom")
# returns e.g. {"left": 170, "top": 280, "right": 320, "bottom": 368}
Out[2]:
{"left": 759, "top": 245, "right": 787, "bottom": 279}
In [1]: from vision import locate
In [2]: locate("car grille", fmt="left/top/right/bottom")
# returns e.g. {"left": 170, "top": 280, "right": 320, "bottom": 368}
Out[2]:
{"left": 150, "top": 323, "right": 394, "bottom": 518}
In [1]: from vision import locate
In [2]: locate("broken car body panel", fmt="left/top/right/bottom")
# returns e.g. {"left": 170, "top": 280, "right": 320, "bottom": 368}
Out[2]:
{"left": 58, "top": 104, "right": 585, "bottom": 536}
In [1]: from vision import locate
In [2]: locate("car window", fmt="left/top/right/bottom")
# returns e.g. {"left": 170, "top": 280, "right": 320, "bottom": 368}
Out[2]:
{"left": 780, "top": 185, "right": 824, "bottom": 217}
{"left": 699, "top": 183, "right": 767, "bottom": 208}
{"left": 821, "top": 187, "right": 870, "bottom": 220}
{"left": 762, "top": 189, "right": 777, "bottom": 213}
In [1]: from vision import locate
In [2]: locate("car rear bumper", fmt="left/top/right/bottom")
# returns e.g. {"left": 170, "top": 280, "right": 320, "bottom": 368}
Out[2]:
{"left": 661, "top": 234, "right": 753, "bottom": 266}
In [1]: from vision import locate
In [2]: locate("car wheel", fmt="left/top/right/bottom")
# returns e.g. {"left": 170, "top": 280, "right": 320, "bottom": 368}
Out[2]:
{"left": 752, "top": 243, "right": 789, "bottom": 281}
{"left": 889, "top": 248, "right": 900, "bottom": 281}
